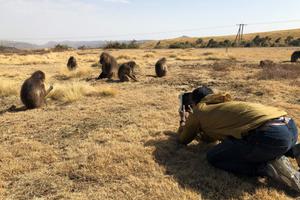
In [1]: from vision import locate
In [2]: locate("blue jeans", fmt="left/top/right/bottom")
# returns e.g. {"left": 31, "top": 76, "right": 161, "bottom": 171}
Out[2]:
{"left": 206, "top": 119, "right": 299, "bottom": 176}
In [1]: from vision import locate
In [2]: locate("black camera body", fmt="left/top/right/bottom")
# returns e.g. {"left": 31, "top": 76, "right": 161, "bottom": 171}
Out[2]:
{"left": 178, "top": 92, "right": 193, "bottom": 112}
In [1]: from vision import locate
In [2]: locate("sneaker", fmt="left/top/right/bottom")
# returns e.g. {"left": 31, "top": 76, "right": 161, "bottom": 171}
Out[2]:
{"left": 264, "top": 156, "right": 300, "bottom": 192}
{"left": 292, "top": 144, "right": 300, "bottom": 168}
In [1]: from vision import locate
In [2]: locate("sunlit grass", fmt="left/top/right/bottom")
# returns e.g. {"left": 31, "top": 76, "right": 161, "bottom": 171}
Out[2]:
{"left": 0, "top": 78, "right": 19, "bottom": 97}
{"left": 48, "top": 82, "right": 117, "bottom": 103}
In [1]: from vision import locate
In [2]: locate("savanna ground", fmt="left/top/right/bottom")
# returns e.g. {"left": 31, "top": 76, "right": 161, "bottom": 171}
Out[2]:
{"left": 0, "top": 47, "right": 300, "bottom": 200}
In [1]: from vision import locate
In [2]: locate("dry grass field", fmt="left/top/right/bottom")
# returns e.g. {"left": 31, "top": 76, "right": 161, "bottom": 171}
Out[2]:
{"left": 0, "top": 47, "right": 300, "bottom": 200}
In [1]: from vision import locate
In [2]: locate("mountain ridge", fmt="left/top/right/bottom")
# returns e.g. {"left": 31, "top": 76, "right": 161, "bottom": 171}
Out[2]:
{"left": 1, "top": 28, "right": 300, "bottom": 49}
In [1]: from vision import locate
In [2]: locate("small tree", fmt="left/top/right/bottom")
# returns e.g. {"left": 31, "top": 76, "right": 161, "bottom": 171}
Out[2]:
{"left": 206, "top": 39, "right": 219, "bottom": 48}
{"left": 54, "top": 44, "right": 71, "bottom": 51}
{"left": 155, "top": 41, "right": 161, "bottom": 49}
{"left": 244, "top": 42, "right": 255, "bottom": 47}
{"left": 104, "top": 40, "right": 139, "bottom": 49}
{"left": 196, "top": 38, "right": 203, "bottom": 45}
{"left": 169, "top": 41, "right": 193, "bottom": 49}
{"left": 252, "top": 35, "right": 262, "bottom": 46}
{"left": 127, "top": 40, "right": 139, "bottom": 49}
{"left": 78, "top": 45, "right": 87, "bottom": 50}
{"left": 285, "top": 36, "right": 294, "bottom": 45}
{"left": 223, "top": 39, "right": 232, "bottom": 47}
{"left": 289, "top": 38, "right": 300, "bottom": 46}
{"left": 275, "top": 37, "right": 281, "bottom": 44}
{"left": 261, "top": 36, "right": 272, "bottom": 47}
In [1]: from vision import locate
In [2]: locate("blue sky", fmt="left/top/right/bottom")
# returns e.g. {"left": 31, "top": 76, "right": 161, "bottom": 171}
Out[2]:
{"left": 0, "top": 0, "right": 299, "bottom": 44}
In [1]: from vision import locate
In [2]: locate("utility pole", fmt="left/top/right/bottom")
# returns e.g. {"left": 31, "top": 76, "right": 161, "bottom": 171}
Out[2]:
{"left": 234, "top": 24, "right": 247, "bottom": 46}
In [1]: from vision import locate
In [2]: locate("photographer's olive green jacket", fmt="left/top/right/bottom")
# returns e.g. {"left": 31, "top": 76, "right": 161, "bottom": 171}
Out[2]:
{"left": 178, "top": 99, "right": 287, "bottom": 145}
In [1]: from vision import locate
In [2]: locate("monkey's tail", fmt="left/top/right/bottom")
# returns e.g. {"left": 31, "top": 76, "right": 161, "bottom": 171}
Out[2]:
{"left": 0, "top": 105, "right": 16, "bottom": 115}
{"left": 3, "top": 105, "right": 27, "bottom": 113}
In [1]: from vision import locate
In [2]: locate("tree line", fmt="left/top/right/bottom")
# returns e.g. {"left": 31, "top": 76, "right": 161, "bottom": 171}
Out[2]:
{"left": 164, "top": 35, "right": 300, "bottom": 49}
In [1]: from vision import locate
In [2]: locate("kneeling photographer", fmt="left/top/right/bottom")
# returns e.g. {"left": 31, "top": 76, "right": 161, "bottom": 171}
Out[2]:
{"left": 177, "top": 86, "right": 300, "bottom": 192}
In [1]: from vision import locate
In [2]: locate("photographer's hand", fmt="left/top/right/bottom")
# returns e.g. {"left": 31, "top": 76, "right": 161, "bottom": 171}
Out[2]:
{"left": 187, "top": 105, "right": 193, "bottom": 114}
{"left": 179, "top": 109, "right": 186, "bottom": 127}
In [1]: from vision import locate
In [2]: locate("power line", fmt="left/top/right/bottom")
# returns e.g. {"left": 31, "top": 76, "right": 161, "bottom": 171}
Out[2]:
{"left": 247, "top": 19, "right": 300, "bottom": 26}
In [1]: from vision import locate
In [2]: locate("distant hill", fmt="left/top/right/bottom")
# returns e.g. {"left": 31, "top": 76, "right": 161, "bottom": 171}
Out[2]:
{"left": 0, "top": 40, "right": 148, "bottom": 50}
{"left": 0, "top": 46, "right": 22, "bottom": 53}
{"left": 0, "top": 40, "right": 109, "bottom": 50}
{"left": 0, "top": 41, "right": 39, "bottom": 49}
{"left": 141, "top": 28, "right": 300, "bottom": 48}
{"left": 1, "top": 28, "right": 300, "bottom": 50}
{"left": 40, "top": 41, "right": 108, "bottom": 49}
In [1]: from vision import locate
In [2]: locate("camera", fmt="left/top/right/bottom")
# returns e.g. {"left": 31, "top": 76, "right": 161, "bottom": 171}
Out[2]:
{"left": 178, "top": 92, "right": 194, "bottom": 112}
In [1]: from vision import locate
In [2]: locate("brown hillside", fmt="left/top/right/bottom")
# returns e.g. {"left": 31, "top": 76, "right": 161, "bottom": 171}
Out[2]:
{"left": 142, "top": 28, "right": 300, "bottom": 48}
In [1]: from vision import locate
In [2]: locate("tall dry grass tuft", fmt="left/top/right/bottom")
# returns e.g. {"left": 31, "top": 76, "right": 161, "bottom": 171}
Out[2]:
{"left": 117, "top": 55, "right": 131, "bottom": 60}
{"left": 0, "top": 78, "right": 19, "bottom": 97}
{"left": 143, "top": 53, "right": 155, "bottom": 58}
{"left": 58, "top": 66, "right": 95, "bottom": 80}
{"left": 212, "top": 61, "right": 235, "bottom": 71}
{"left": 206, "top": 57, "right": 221, "bottom": 61}
{"left": 48, "top": 82, "right": 117, "bottom": 103}
{"left": 258, "top": 64, "right": 300, "bottom": 80}
{"left": 91, "top": 63, "right": 101, "bottom": 68}
{"left": 202, "top": 52, "right": 214, "bottom": 56}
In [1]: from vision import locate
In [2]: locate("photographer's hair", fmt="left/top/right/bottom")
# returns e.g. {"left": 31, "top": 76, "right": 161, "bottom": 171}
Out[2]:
{"left": 192, "top": 86, "right": 213, "bottom": 104}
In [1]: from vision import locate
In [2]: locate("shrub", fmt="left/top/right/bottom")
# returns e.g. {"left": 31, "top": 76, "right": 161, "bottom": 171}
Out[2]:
{"left": 127, "top": 40, "right": 139, "bottom": 48}
{"left": 244, "top": 42, "right": 255, "bottom": 47}
{"left": 206, "top": 39, "right": 219, "bottom": 48}
{"left": 104, "top": 42, "right": 125, "bottom": 49}
{"left": 166, "top": 35, "right": 300, "bottom": 49}
{"left": 223, "top": 39, "right": 232, "bottom": 47}
{"left": 169, "top": 41, "right": 194, "bottom": 49}
{"left": 196, "top": 38, "right": 203, "bottom": 45}
{"left": 289, "top": 38, "right": 300, "bottom": 46}
{"left": 78, "top": 45, "right": 87, "bottom": 50}
{"left": 285, "top": 36, "right": 294, "bottom": 45}
{"left": 0, "top": 46, "right": 21, "bottom": 53}
{"left": 251, "top": 35, "right": 272, "bottom": 47}
{"left": 104, "top": 40, "right": 139, "bottom": 49}
{"left": 275, "top": 37, "right": 282, "bottom": 44}
{"left": 53, "top": 44, "right": 71, "bottom": 51}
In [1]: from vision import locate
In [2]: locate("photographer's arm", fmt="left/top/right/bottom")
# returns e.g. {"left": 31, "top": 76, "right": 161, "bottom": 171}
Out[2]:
{"left": 177, "top": 112, "right": 199, "bottom": 145}
{"left": 178, "top": 110, "right": 218, "bottom": 144}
